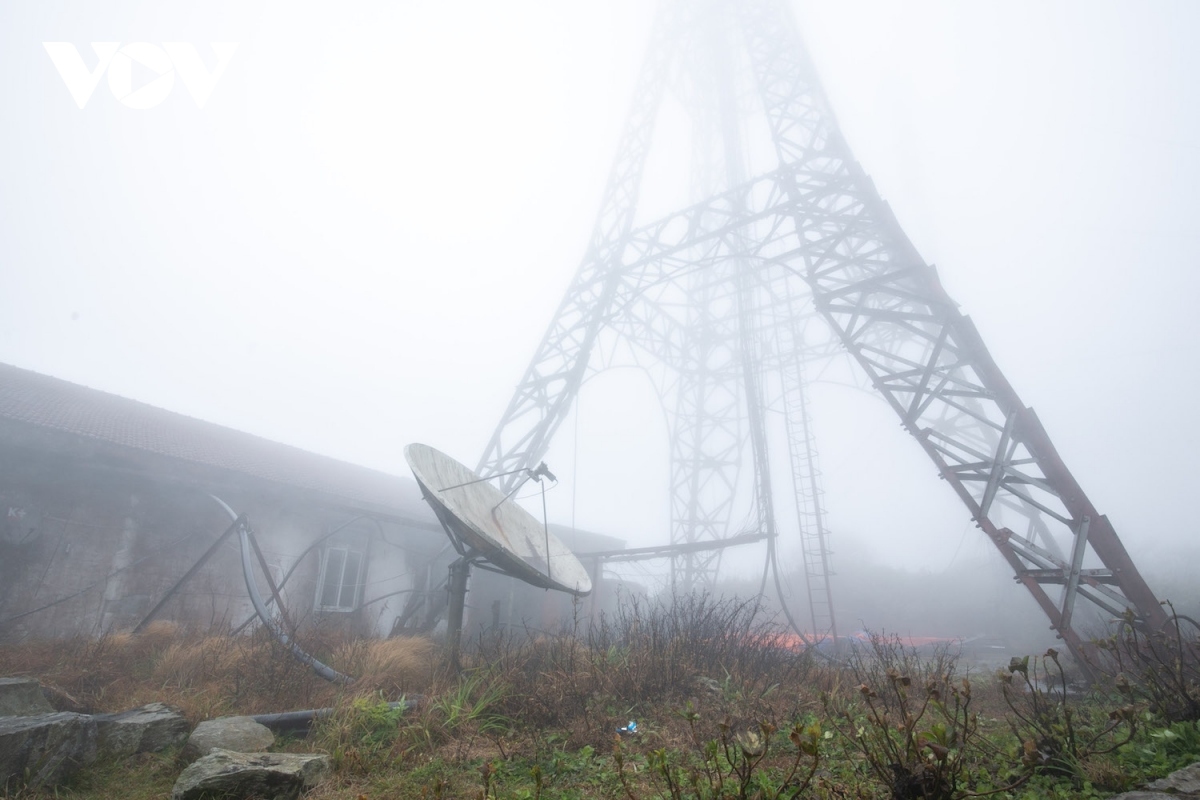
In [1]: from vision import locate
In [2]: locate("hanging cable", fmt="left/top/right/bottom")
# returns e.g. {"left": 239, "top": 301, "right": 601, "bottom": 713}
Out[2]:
{"left": 540, "top": 472, "right": 552, "bottom": 585}
{"left": 572, "top": 394, "right": 580, "bottom": 533}
{"left": 0, "top": 527, "right": 198, "bottom": 626}
{"left": 768, "top": 544, "right": 838, "bottom": 662}
{"left": 229, "top": 514, "right": 371, "bottom": 635}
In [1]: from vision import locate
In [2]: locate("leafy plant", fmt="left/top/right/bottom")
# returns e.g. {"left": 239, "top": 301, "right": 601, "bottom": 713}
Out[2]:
{"left": 1115, "top": 717, "right": 1200, "bottom": 782}
{"left": 613, "top": 702, "right": 821, "bottom": 800}
{"left": 1091, "top": 603, "right": 1200, "bottom": 722}
{"left": 824, "top": 632, "right": 1008, "bottom": 800}
{"left": 407, "top": 666, "right": 513, "bottom": 761}
{"left": 310, "top": 691, "right": 407, "bottom": 773}
{"left": 999, "top": 649, "right": 1138, "bottom": 781}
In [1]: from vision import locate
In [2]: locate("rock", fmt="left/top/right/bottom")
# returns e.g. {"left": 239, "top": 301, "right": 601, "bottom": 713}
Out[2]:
{"left": 171, "top": 749, "right": 330, "bottom": 800}
{"left": 1149, "top": 761, "right": 1200, "bottom": 795}
{"left": 183, "top": 716, "right": 275, "bottom": 760}
{"left": 0, "top": 712, "right": 97, "bottom": 789}
{"left": 1106, "top": 794, "right": 1177, "bottom": 800}
{"left": 0, "top": 678, "right": 54, "bottom": 717}
{"left": 95, "top": 702, "right": 189, "bottom": 758}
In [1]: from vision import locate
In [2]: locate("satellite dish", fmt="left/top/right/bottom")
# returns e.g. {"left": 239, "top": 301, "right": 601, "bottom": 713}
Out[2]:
{"left": 404, "top": 443, "right": 591, "bottom": 595}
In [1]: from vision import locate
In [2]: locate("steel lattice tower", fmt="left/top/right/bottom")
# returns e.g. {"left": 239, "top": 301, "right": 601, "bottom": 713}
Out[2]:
{"left": 476, "top": 0, "right": 1165, "bottom": 657}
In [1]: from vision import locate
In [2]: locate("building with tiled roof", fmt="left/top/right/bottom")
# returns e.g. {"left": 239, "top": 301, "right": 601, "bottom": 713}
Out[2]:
{"left": 0, "top": 362, "right": 632, "bottom": 643}
{"left": 0, "top": 362, "right": 435, "bottom": 524}
{"left": 0, "top": 362, "right": 440, "bottom": 639}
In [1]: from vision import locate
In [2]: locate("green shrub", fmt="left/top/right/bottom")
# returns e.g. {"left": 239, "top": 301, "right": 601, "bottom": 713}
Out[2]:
{"left": 1091, "top": 604, "right": 1200, "bottom": 722}
{"left": 999, "top": 649, "right": 1137, "bottom": 782}
{"left": 310, "top": 691, "right": 407, "bottom": 773}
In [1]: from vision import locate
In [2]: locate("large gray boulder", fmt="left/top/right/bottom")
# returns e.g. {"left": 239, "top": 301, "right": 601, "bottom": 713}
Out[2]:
{"left": 95, "top": 702, "right": 189, "bottom": 758}
{"left": 171, "top": 749, "right": 330, "bottom": 800}
{"left": 0, "top": 678, "right": 54, "bottom": 717}
{"left": 1149, "top": 761, "right": 1200, "bottom": 795}
{"left": 0, "top": 712, "right": 97, "bottom": 789}
{"left": 183, "top": 716, "right": 275, "bottom": 760}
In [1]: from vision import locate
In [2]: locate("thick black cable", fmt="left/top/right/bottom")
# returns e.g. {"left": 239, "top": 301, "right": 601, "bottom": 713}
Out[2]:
{"left": 210, "top": 495, "right": 353, "bottom": 684}
{"left": 236, "top": 521, "right": 352, "bottom": 684}
{"left": 765, "top": 536, "right": 838, "bottom": 664}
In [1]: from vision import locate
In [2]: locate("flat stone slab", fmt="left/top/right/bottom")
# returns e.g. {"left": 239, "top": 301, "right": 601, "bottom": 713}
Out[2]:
{"left": 0, "top": 712, "right": 97, "bottom": 790}
{"left": 171, "top": 749, "right": 330, "bottom": 800}
{"left": 1149, "top": 761, "right": 1200, "bottom": 795}
{"left": 184, "top": 716, "right": 275, "bottom": 760}
{"left": 0, "top": 678, "right": 54, "bottom": 717}
{"left": 95, "top": 702, "right": 189, "bottom": 758}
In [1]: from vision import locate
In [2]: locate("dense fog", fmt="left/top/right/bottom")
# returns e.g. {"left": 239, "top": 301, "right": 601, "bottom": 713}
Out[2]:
{"left": 2, "top": 0, "right": 1199, "bottom": 646}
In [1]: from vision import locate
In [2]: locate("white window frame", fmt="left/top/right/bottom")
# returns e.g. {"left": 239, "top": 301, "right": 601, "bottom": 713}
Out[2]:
{"left": 315, "top": 546, "right": 365, "bottom": 612}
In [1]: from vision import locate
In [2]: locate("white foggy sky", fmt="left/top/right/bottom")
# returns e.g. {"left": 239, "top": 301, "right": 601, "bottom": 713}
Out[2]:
{"left": 2, "top": 1, "right": 1198, "bottom": 588}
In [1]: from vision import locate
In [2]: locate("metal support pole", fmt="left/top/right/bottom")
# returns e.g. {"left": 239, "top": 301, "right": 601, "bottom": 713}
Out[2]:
{"left": 133, "top": 515, "right": 243, "bottom": 634}
{"left": 446, "top": 556, "right": 472, "bottom": 670}
{"left": 587, "top": 557, "right": 601, "bottom": 625}
{"left": 1060, "top": 515, "right": 1091, "bottom": 633}
{"left": 247, "top": 528, "right": 296, "bottom": 634}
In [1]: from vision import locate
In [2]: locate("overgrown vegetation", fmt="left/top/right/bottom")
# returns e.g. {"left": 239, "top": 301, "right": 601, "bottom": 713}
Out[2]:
{"left": 1090, "top": 603, "right": 1200, "bottom": 722}
{"left": 1, "top": 592, "right": 1199, "bottom": 799}
{"left": 998, "top": 649, "right": 1138, "bottom": 784}
{"left": 0, "top": 620, "right": 436, "bottom": 721}
{"left": 825, "top": 633, "right": 993, "bottom": 800}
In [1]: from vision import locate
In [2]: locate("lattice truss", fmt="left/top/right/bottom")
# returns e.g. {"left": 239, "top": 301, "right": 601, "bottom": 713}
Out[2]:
{"left": 476, "top": 0, "right": 1164, "bottom": 655}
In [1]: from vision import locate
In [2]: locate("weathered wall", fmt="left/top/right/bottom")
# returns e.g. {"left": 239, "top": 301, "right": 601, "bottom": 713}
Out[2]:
{"left": 0, "top": 435, "right": 423, "bottom": 641}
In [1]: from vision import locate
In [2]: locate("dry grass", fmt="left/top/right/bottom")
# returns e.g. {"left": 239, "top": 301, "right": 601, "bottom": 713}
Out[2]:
{"left": 463, "top": 593, "right": 824, "bottom": 754}
{"left": 5, "top": 593, "right": 1172, "bottom": 800}
{"left": 348, "top": 636, "right": 438, "bottom": 697}
{"left": 0, "top": 622, "right": 438, "bottom": 721}
{"left": 0, "top": 593, "right": 887, "bottom": 747}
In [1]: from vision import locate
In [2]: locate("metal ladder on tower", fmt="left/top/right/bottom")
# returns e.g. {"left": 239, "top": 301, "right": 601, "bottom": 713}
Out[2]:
{"left": 780, "top": 349, "right": 837, "bottom": 646}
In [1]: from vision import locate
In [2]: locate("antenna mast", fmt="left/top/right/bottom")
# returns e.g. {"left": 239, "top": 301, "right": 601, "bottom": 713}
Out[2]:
{"left": 477, "top": 0, "right": 1165, "bottom": 660}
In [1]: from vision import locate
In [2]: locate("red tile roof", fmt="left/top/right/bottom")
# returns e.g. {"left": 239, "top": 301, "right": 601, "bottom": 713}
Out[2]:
{"left": 0, "top": 362, "right": 429, "bottom": 520}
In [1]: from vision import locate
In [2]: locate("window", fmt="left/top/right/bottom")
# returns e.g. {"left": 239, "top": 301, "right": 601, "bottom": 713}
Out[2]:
{"left": 316, "top": 546, "right": 364, "bottom": 612}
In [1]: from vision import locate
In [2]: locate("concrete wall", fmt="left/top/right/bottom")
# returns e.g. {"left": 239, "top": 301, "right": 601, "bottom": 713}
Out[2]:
{"left": 0, "top": 436, "right": 423, "bottom": 641}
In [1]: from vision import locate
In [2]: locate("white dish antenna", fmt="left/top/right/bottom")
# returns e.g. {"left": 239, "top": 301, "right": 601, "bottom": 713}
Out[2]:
{"left": 404, "top": 443, "right": 591, "bottom": 596}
